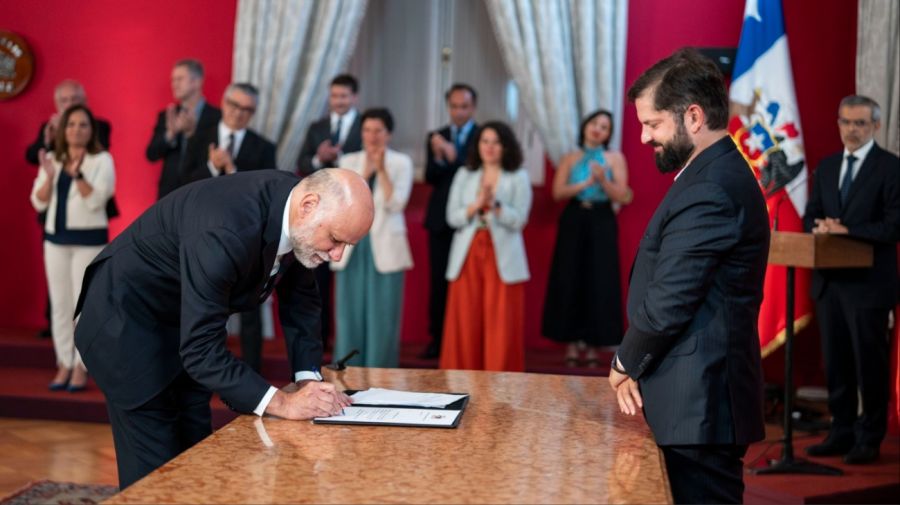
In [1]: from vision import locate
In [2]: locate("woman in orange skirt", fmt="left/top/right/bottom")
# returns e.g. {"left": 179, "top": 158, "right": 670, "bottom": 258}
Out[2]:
{"left": 440, "top": 121, "right": 532, "bottom": 372}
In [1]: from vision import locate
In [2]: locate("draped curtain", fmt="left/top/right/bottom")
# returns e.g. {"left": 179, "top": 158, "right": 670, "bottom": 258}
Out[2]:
{"left": 483, "top": 0, "right": 628, "bottom": 162}
{"left": 233, "top": 0, "right": 369, "bottom": 170}
{"left": 856, "top": 0, "right": 899, "bottom": 155}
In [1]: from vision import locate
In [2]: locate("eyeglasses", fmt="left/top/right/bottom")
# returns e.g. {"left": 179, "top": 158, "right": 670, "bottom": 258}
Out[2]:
{"left": 225, "top": 98, "right": 256, "bottom": 114}
{"left": 837, "top": 118, "right": 872, "bottom": 128}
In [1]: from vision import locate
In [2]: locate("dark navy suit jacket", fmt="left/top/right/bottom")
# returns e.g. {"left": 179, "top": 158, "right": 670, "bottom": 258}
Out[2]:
{"left": 74, "top": 171, "right": 322, "bottom": 412}
{"left": 617, "top": 136, "right": 769, "bottom": 446}
{"left": 804, "top": 143, "right": 900, "bottom": 307}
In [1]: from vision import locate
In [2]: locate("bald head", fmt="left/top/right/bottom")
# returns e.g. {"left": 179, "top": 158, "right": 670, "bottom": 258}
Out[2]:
{"left": 54, "top": 79, "right": 87, "bottom": 114}
{"left": 287, "top": 168, "right": 374, "bottom": 268}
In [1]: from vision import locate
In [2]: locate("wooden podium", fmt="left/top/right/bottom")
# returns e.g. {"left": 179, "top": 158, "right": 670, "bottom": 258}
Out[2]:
{"left": 755, "top": 231, "right": 873, "bottom": 475}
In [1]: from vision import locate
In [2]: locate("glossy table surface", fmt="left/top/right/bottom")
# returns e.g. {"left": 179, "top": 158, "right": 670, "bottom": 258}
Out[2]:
{"left": 106, "top": 367, "right": 671, "bottom": 504}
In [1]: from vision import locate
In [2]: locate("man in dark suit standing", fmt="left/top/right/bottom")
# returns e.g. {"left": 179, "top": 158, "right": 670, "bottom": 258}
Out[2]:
{"left": 145, "top": 59, "right": 221, "bottom": 199}
{"left": 419, "top": 83, "right": 479, "bottom": 359}
{"left": 803, "top": 95, "right": 900, "bottom": 465}
{"left": 25, "top": 79, "right": 113, "bottom": 339}
{"left": 74, "top": 168, "right": 375, "bottom": 489}
{"left": 180, "top": 82, "right": 277, "bottom": 373}
{"left": 609, "top": 48, "right": 769, "bottom": 504}
{"left": 296, "top": 74, "right": 363, "bottom": 349}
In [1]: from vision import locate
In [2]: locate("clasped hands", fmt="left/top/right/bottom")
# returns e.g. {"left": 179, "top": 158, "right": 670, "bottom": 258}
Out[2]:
{"left": 589, "top": 161, "right": 632, "bottom": 204}
{"left": 165, "top": 104, "right": 197, "bottom": 140}
{"left": 265, "top": 380, "right": 351, "bottom": 420}
{"left": 811, "top": 217, "right": 848, "bottom": 235}
{"left": 208, "top": 144, "right": 236, "bottom": 174}
{"left": 608, "top": 360, "right": 643, "bottom": 416}
{"left": 430, "top": 133, "right": 458, "bottom": 163}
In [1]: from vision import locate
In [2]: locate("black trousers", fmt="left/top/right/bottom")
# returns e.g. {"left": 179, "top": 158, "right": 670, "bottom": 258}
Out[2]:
{"left": 661, "top": 444, "right": 748, "bottom": 504}
{"left": 239, "top": 307, "right": 263, "bottom": 372}
{"left": 815, "top": 287, "right": 890, "bottom": 447}
{"left": 427, "top": 228, "right": 454, "bottom": 349}
{"left": 106, "top": 372, "right": 212, "bottom": 489}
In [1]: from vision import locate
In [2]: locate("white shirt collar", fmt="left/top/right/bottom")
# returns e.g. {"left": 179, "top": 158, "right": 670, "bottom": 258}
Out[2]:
{"left": 844, "top": 138, "right": 875, "bottom": 162}
{"left": 218, "top": 121, "right": 247, "bottom": 156}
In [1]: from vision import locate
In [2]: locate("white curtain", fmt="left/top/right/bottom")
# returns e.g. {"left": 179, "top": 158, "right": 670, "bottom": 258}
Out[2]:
{"left": 857, "top": 0, "right": 900, "bottom": 155}
{"left": 484, "top": 0, "right": 628, "bottom": 162}
{"left": 233, "top": 0, "right": 369, "bottom": 170}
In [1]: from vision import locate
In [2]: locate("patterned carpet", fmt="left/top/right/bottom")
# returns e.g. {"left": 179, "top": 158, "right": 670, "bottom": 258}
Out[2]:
{"left": 0, "top": 480, "right": 117, "bottom": 505}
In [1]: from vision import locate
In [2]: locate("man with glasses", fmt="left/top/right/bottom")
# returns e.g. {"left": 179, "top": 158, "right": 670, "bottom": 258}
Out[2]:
{"left": 803, "top": 95, "right": 900, "bottom": 465}
{"left": 181, "top": 82, "right": 277, "bottom": 374}
{"left": 146, "top": 59, "right": 221, "bottom": 200}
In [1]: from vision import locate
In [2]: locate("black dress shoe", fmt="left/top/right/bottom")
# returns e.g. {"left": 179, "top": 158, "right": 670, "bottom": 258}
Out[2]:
{"left": 805, "top": 434, "right": 854, "bottom": 457}
{"left": 844, "top": 444, "right": 879, "bottom": 465}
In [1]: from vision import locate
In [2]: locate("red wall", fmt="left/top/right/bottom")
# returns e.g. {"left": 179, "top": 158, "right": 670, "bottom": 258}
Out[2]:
{"left": 1, "top": 0, "right": 859, "bottom": 370}
{"left": 0, "top": 0, "right": 237, "bottom": 328}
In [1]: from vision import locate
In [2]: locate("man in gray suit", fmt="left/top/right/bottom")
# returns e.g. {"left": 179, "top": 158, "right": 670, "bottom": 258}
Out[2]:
{"left": 608, "top": 48, "right": 769, "bottom": 504}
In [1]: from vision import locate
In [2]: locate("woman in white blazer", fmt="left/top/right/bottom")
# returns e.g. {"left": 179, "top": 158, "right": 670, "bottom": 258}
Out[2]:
{"left": 30, "top": 105, "right": 115, "bottom": 392}
{"left": 440, "top": 121, "right": 532, "bottom": 372}
{"left": 331, "top": 108, "right": 413, "bottom": 367}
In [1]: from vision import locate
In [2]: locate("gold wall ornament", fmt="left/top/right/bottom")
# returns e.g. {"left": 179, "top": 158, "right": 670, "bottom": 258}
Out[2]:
{"left": 0, "top": 30, "right": 34, "bottom": 100}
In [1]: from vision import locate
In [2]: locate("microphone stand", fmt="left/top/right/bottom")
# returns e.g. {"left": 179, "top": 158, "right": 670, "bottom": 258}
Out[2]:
{"left": 754, "top": 192, "right": 841, "bottom": 475}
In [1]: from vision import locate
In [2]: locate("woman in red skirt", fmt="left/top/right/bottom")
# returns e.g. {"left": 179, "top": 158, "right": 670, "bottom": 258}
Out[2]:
{"left": 440, "top": 121, "right": 532, "bottom": 372}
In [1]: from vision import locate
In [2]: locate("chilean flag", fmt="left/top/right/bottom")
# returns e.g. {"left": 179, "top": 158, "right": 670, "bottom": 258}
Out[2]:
{"left": 728, "top": 0, "right": 813, "bottom": 357}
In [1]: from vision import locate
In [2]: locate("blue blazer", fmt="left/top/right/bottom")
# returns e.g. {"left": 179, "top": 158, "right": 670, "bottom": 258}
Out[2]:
{"left": 617, "top": 136, "right": 769, "bottom": 446}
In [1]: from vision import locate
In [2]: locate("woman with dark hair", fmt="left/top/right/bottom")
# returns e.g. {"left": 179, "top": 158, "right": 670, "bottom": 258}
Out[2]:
{"left": 331, "top": 108, "right": 413, "bottom": 367}
{"left": 30, "top": 104, "right": 115, "bottom": 391}
{"left": 542, "top": 110, "right": 633, "bottom": 367}
{"left": 440, "top": 121, "right": 532, "bottom": 371}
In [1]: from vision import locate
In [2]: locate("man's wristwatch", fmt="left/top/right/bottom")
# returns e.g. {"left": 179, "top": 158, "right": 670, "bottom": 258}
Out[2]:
{"left": 74, "top": 171, "right": 84, "bottom": 180}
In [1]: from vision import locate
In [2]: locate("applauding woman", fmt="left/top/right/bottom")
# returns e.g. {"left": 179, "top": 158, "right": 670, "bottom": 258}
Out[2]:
{"left": 332, "top": 108, "right": 413, "bottom": 367}
{"left": 441, "top": 121, "right": 532, "bottom": 372}
{"left": 542, "top": 110, "right": 632, "bottom": 367}
{"left": 30, "top": 105, "right": 115, "bottom": 391}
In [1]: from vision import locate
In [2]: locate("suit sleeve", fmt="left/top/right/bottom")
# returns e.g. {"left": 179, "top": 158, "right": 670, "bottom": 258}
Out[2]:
{"left": 847, "top": 157, "right": 900, "bottom": 244}
{"left": 803, "top": 162, "right": 827, "bottom": 232}
{"left": 146, "top": 111, "right": 176, "bottom": 162}
{"left": 25, "top": 123, "right": 48, "bottom": 166}
{"left": 446, "top": 169, "right": 472, "bottom": 229}
{"left": 180, "top": 131, "right": 213, "bottom": 185}
{"left": 494, "top": 169, "right": 532, "bottom": 231}
{"left": 179, "top": 229, "right": 270, "bottom": 413}
{"left": 275, "top": 264, "right": 324, "bottom": 374}
{"left": 383, "top": 154, "right": 414, "bottom": 213}
{"left": 425, "top": 131, "right": 450, "bottom": 185}
{"left": 617, "top": 183, "right": 740, "bottom": 379}
{"left": 296, "top": 127, "right": 319, "bottom": 176}
{"left": 262, "top": 140, "right": 277, "bottom": 170}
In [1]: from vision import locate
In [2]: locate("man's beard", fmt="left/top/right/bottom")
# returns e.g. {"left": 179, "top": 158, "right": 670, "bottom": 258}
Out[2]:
{"left": 289, "top": 218, "right": 331, "bottom": 269}
{"left": 652, "top": 119, "right": 694, "bottom": 173}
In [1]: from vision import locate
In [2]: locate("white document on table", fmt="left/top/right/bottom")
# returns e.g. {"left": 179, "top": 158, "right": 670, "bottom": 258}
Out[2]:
{"left": 349, "top": 388, "right": 467, "bottom": 408}
{"left": 314, "top": 406, "right": 461, "bottom": 427}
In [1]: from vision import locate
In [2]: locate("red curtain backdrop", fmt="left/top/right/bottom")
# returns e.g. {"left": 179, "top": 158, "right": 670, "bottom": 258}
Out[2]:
{"left": 0, "top": 0, "right": 863, "bottom": 375}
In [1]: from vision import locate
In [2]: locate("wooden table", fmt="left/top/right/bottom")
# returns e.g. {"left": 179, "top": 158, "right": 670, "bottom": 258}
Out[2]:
{"left": 106, "top": 368, "right": 671, "bottom": 504}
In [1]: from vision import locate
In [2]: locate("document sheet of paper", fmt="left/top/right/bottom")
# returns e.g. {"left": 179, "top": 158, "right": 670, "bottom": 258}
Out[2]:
{"left": 350, "top": 388, "right": 467, "bottom": 408}
{"left": 315, "top": 406, "right": 461, "bottom": 427}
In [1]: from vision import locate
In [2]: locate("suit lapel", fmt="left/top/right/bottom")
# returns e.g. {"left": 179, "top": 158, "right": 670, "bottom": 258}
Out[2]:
{"left": 843, "top": 144, "right": 881, "bottom": 213}
{"left": 234, "top": 131, "right": 256, "bottom": 170}
{"left": 260, "top": 180, "right": 294, "bottom": 285}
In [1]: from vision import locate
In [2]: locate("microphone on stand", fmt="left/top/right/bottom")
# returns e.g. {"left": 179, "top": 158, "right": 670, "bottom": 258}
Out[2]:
{"left": 772, "top": 192, "right": 787, "bottom": 232}
{"left": 325, "top": 349, "right": 359, "bottom": 371}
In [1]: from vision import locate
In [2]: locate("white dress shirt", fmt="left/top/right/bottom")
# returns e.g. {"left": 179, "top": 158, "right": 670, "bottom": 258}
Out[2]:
{"left": 312, "top": 108, "right": 358, "bottom": 170}
{"left": 839, "top": 138, "right": 874, "bottom": 189}
{"left": 208, "top": 121, "right": 248, "bottom": 176}
{"left": 252, "top": 190, "right": 324, "bottom": 416}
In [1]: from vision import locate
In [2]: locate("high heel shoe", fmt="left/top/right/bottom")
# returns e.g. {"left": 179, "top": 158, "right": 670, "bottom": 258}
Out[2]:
{"left": 67, "top": 368, "right": 88, "bottom": 393}
{"left": 48, "top": 368, "right": 72, "bottom": 391}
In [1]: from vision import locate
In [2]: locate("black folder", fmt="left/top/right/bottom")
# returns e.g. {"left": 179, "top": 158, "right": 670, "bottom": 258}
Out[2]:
{"left": 312, "top": 390, "right": 470, "bottom": 429}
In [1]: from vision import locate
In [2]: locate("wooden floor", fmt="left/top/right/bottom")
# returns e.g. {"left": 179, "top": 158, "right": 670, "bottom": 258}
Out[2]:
{"left": 0, "top": 417, "right": 118, "bottom": 497}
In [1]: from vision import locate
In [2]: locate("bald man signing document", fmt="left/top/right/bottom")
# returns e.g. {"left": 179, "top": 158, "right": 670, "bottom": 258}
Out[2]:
{"left": 74, "top": 168, "right": 374, "bottom": 489}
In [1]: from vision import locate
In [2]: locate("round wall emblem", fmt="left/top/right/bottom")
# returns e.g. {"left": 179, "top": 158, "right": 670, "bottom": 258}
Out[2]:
{"left": 0, "top": 30, "right": 34, "bottom": 100}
